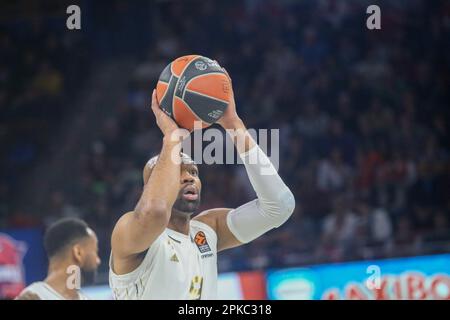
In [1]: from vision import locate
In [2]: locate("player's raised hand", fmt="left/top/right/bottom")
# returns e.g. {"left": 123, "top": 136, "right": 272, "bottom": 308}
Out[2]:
{"left": 151, "top": 89, "right": 187, "bottom": 140}
{"left": 216, "top": 69, "right": 242, "bottom": 130}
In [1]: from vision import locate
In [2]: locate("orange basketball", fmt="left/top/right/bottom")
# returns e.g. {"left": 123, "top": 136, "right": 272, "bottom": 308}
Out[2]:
{"left": 156, "top": 55, "right": 231, "bottom": 131}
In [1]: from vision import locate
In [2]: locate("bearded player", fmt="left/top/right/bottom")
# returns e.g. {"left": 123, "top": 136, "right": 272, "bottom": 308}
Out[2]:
{"left": 16, "top": 218, "right": 101, "bottom": 300}
{"left": 109, "top": 79, "right": 295, "bottom": 299}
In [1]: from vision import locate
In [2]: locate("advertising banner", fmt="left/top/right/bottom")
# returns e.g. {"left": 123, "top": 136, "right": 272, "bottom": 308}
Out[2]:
{"left": 266, "top": 254, "right": 450, "bottom": 300}
{"left": 0, "top": 229, "right": 47, "bottom": 299}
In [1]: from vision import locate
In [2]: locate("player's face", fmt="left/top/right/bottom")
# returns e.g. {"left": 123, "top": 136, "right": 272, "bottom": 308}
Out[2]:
{"left": 172, "top": 164, "right": 201, "bottom": 214}
{"left": 79, "top": 230, "right": 101, "bottom": 286}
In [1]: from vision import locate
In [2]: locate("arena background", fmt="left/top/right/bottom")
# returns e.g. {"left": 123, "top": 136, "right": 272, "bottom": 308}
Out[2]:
{"left": 1, "top": 0, "right": 449, "bottom": 300}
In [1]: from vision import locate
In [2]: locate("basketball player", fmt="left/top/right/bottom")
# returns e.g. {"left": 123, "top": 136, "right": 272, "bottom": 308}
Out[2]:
{"left": 109, "top": 80, "right": 295, "bottom": 299}
{"left": 15, "top": 218, "right": 101, "bottom": 300}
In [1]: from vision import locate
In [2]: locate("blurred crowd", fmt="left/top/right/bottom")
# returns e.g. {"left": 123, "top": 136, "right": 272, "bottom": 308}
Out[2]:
{"left": 0, "top": 3, "right": 91, "bottom": 228}
{"left": 2, "top": 0, "right": 450, "bottom": 276}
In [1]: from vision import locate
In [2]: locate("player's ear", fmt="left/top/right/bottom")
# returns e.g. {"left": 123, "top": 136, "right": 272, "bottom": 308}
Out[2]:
{"left": 72, "top": 244, "right": 84, "bottom": 264}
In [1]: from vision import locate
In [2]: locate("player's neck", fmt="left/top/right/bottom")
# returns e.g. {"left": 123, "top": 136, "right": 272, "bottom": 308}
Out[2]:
{"left": 168, "top": 210, "right": 192, "bottom": 235}
{"left": 45, "top": 260, "right": 81, "bottom": 300}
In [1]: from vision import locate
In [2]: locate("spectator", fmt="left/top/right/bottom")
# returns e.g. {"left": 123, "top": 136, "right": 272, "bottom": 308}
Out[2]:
{"left": 319, "top": 196, "right": 358, "bottom": 260}
{"left": 423, "top": 211, "right": 450, "bottom": 243}
{"left": 317, "top": 147, "right": 353, "bottom": 192}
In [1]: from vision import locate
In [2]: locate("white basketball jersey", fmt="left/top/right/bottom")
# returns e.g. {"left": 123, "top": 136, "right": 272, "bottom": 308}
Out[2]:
{"left": 20, "top": 281, "right": 89, "bottom": 300}
{"left": 109, "top": 220, "right": 218, "bottom": 300}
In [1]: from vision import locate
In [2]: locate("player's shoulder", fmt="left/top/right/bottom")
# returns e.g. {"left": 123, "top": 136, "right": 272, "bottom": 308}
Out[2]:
{"left": 16, "top": 282, "right": 46, "bottom": 300}
{"left": 24, "top": 281, "right": 45, "bottom": 291}
{"left": 193, "top": 208, "right": 231, "bottom": 223}
{"left": 15, "top": 290, "right": 41, "bottom": 300}
{"left": 192, "top": 208, "right": 232, "bottom": 233}
{"left": 114, "top": 211, "right": 135, "bottom": 225}
{"left": 111, "top": 211, "right": 136, "bottom": 238}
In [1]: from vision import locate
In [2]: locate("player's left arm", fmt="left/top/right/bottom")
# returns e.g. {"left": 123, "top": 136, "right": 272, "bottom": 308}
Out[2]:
{"left": 194, "top": 72, "right": 295, "bottom": 251}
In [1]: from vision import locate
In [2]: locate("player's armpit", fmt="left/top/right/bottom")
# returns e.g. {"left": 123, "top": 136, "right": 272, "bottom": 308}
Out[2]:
{"left": 194, "top": 208, "right": 243, "bottom": 252}
{"left": 14, "top": 291, "right": 41, "bottom": 300}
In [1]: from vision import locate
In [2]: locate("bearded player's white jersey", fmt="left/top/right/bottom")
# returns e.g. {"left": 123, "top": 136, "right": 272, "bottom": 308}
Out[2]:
{"left": 109, "top": 220, "right": 218, "bottom": 300}
{"left": 20, "top": 282, "right": 89, "bottom": 300}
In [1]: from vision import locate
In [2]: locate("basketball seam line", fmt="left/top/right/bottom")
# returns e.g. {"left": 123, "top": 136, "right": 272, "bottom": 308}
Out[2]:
{"left": 170, "top": 62, "right": 175, "bottom": 77}
{"left": 174, "top": 96, "right": 212, "bottom": 126}
{"left": 172, "top": 57, "right": 199, "bottom": 121}
{"left": 184, "top": 89, "right": 229, "bottom": 105}
{"left": 182, "top": 72, "right": 228, "bottom": 100}
{"left": 159, "top": 75, "right": 172, "bottom": 104}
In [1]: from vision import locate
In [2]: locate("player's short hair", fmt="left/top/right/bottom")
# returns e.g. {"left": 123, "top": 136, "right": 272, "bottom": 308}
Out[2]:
{"left": 146, "top": 152, "right": 195, "bottom": 168}
{"left": 143, "top": 152, "right": 195, "bottom": 184}
{"left": 43, "top": 218, "right": 90, "bottom": 259}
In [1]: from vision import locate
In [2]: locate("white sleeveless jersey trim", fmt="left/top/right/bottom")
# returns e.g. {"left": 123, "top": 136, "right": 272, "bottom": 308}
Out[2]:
{"left": 109, "top": 219, "right": 218, "bottom": 300}
{"left": 190, "top": 219, "right": 217, "bottom": 238}
{"left": 20, "top": 281, "right": 89, "bottom": 300}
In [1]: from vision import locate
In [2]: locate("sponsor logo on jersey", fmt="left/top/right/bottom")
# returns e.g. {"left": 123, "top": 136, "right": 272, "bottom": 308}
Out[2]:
{"left": 194, "top": 231, "right": 211, "bottom": 253}
{"left": 170, "top": 253, "right": 179, "bottom": 262}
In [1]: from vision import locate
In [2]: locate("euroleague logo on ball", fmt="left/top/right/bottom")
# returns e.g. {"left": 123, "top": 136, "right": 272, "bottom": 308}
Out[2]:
{"left": 156, "top": 54, "right": 232, "bottom": 131}
{"left": 194, "top": 61, "right": 207, "bottom": 71}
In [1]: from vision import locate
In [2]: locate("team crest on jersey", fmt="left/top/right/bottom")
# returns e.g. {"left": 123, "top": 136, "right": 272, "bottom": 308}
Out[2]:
{"left": 193, "top": 231, "right": 211, "bottom": 253}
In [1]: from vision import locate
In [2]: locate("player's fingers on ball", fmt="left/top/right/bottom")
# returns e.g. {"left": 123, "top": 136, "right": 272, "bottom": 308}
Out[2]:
{"left": 222, "top": 67, "right": 232, "bottom": 83}
{"left": 150, "top": 104, "right": 162, "bottom": 128}
{"left": 150, "top": 102, "right": 158, "bottom": 118}
{"left": 151, "top": 90, "right": 163, "bottom": 118}
{"left": 151, "top": 89, "right": 158, "bottom": 110}
{"left": 180, "top": 129, "right": 190, "bottom": 140}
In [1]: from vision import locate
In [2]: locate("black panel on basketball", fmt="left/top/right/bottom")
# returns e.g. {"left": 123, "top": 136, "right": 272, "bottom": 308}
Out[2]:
{"left": 183, "top": 90, "right": 228, "bottom": 123}
{"left": 159, "top": 64, "right": 172, "bottom": 83}
{"left": 175, "top": 57, "right": 224, "bottom": 99}
{"left": 159, "top": 75, "right": 178, "bottom": 117}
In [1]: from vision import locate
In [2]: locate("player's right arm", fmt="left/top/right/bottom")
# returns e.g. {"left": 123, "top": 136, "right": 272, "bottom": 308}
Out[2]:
{"left": 111, "top": 90, "right": 185, "bottom": 273}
